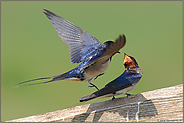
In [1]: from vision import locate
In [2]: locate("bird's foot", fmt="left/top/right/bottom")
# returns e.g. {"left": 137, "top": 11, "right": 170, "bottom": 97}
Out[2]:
{"left": 112, "top": 96, "right": 116, "bottom": 100}
{"left": 126, "top": 93, "right": 133, "bottom": 98}
{"left": 94, "top": 73, "right": 105, "bottom": 80}
{"left": 88, "top": 83, "right": 99, "bottom": 90}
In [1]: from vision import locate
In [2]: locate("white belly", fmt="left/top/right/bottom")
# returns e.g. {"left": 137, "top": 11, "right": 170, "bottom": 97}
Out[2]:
{"left": 115, "top": 83, "right": 138, "bottom": 95}
{"left": 84, "top": 59, "right": 110, "bottom": 81}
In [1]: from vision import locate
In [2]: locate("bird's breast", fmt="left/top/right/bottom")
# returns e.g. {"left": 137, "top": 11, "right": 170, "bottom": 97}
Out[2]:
{"left": 84, "top": 59, "right": 110, "bottom": 81}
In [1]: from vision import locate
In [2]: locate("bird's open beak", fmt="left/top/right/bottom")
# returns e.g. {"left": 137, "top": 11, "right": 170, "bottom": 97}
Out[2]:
{"left": 124, "top": 53, "right": 132, "bottom": 64}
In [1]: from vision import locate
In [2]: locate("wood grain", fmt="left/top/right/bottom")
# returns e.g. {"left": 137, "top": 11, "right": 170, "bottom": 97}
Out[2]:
{"left": 7, "top": 84, "right": 183, "bottom": 122}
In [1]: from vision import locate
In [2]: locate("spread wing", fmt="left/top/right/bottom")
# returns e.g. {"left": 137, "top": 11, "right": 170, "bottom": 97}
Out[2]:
{"left": 82, "top": 34, "right": 126, "bottom": 69}
{"left": 43, "top": 9, "right": 102, "bottom": 64}
{"left": 99, "top": 34, "right": 126, "bottom": 61}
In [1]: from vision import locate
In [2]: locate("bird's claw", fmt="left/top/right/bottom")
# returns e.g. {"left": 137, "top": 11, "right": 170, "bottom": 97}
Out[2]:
{"left": 94, "top": 73, "right": 105, "bottom": 80}
{"left": 126, "top": 93, "right": 133, "bottom": 98}
{"left": 88, "top": 84, "right": 99, "bottom": 90}
{"left": 112, "top": 96, "right": 116, "bottom": 100}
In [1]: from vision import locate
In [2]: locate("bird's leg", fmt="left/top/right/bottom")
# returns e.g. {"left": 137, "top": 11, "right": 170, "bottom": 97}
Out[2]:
{"left": 88, "top": 80, "right": 99, "bottom": 90}
{"left": 112, "top": 92, "right": 116, "bottom": 100}
{"left": 112, "top": 96, "right": 116, "bottom": 100}
{"left": 89, "top": 83, "right": 99, "bottom": 90}
{"left": 117, "top": 51, "right": 121, "bottom": 54}
{"left": 94, "top": 73, "right": 104, "bottom": 80}
{"left": 126, "top": 93, "right": 132, "bottom": 98}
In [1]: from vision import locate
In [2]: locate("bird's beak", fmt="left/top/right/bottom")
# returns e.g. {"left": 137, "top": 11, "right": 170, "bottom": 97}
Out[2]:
{"left": 124, "top": 53, "right": 132, "bottom": 64}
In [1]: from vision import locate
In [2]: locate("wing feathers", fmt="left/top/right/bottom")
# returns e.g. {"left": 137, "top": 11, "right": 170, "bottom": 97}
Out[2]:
{"left": 44, "top": 9, "right": 102, "bottom": 64}
{"left": 105, "top": 34, "right": 126, "bottom": 56}
{"left": 44, "top": 9, "right": 126, "bottom": 66}
{"left": 98, "top": 34, "right": 126, "bottom": 61}
{"left": 82, "top": 34, "right": 126, "bottom": 68}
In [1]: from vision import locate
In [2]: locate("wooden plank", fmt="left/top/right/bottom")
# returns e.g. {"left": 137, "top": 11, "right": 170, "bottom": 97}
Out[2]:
{"left": 7, "top": 84, "right": 183, "bottom": 122}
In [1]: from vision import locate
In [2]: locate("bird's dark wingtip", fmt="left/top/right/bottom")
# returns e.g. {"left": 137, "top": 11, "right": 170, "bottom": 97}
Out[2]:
{"left": 118, "top": 33, "right": 126, "bottom": 48}
{"left": 78, "top": 93, "right": 97, "bottom": 102}
{"left": 122, "top": 34, "right": 126, "bottom": 39}
{"left": 43, "top": 9, "right": 50, "bottom": 14}
{"left": 43, "top": 9, "right": 51, "bottom": 13}
{"left": 79, "top": 100, "right": 83, "bottom": 102}
{"left": 43, "top": 9, "right": 47, "bottom": 11}
{"left": 43, "top": 9, "right": 61, "bottom": 18}
{"left": 78, "top": 98, "right": 84, "bottom": 102}
{"left": 121, "top": 34, "right": 125, "bottom": 37}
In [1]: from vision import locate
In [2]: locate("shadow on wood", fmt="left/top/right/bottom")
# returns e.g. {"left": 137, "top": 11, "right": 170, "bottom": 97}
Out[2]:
{"left": 8, "top": 84, "right": 183, "bottom": 122}
{"left": 71, "top": 94, "right": 157, "bottom": 122}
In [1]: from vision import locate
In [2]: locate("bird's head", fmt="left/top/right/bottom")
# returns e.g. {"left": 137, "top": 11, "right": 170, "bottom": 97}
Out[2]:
{"left": 123, "top": 53, "right": 142, "bottom": 73}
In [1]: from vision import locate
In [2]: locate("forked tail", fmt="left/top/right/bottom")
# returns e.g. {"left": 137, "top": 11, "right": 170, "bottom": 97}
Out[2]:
{"left": 13, "top": 72, "right": 71, "bottom": 88}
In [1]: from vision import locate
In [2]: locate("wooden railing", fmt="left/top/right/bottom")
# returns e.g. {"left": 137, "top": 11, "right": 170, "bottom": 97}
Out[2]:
{"left": 8, "top": 84, "right": 183, "bottom": 122}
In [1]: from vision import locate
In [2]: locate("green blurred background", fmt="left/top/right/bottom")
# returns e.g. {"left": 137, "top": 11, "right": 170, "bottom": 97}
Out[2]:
{"left": 1, "top": 1, "right": 182, "bottom": 121}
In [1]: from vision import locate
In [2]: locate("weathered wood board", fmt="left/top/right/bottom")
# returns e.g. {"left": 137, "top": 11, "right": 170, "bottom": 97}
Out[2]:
{"left": 8, "top": 84, "right": 183, "bottom": 122}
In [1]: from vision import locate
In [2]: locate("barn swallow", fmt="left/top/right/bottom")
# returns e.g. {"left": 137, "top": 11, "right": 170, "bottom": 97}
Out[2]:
{"left": 15, "top": 9, "right": 126, "bottom": 90}
{"left": 78, "top": 53, "right": 142, "bottom": 102}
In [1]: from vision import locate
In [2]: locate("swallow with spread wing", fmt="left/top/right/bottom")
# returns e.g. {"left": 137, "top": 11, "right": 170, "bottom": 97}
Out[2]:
{"left": 16, "top": 9, "right": 126, "bottom": 90}
{"left": 78, "top": 53, "right": 142, "bottom": 102}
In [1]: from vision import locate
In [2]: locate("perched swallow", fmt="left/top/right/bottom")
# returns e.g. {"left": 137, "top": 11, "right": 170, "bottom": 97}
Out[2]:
{"left": 16, "top": 9, "right": 126, "bottom": 90}
{"left": 78, "top": 53, "right": 142, "bottom": 102}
